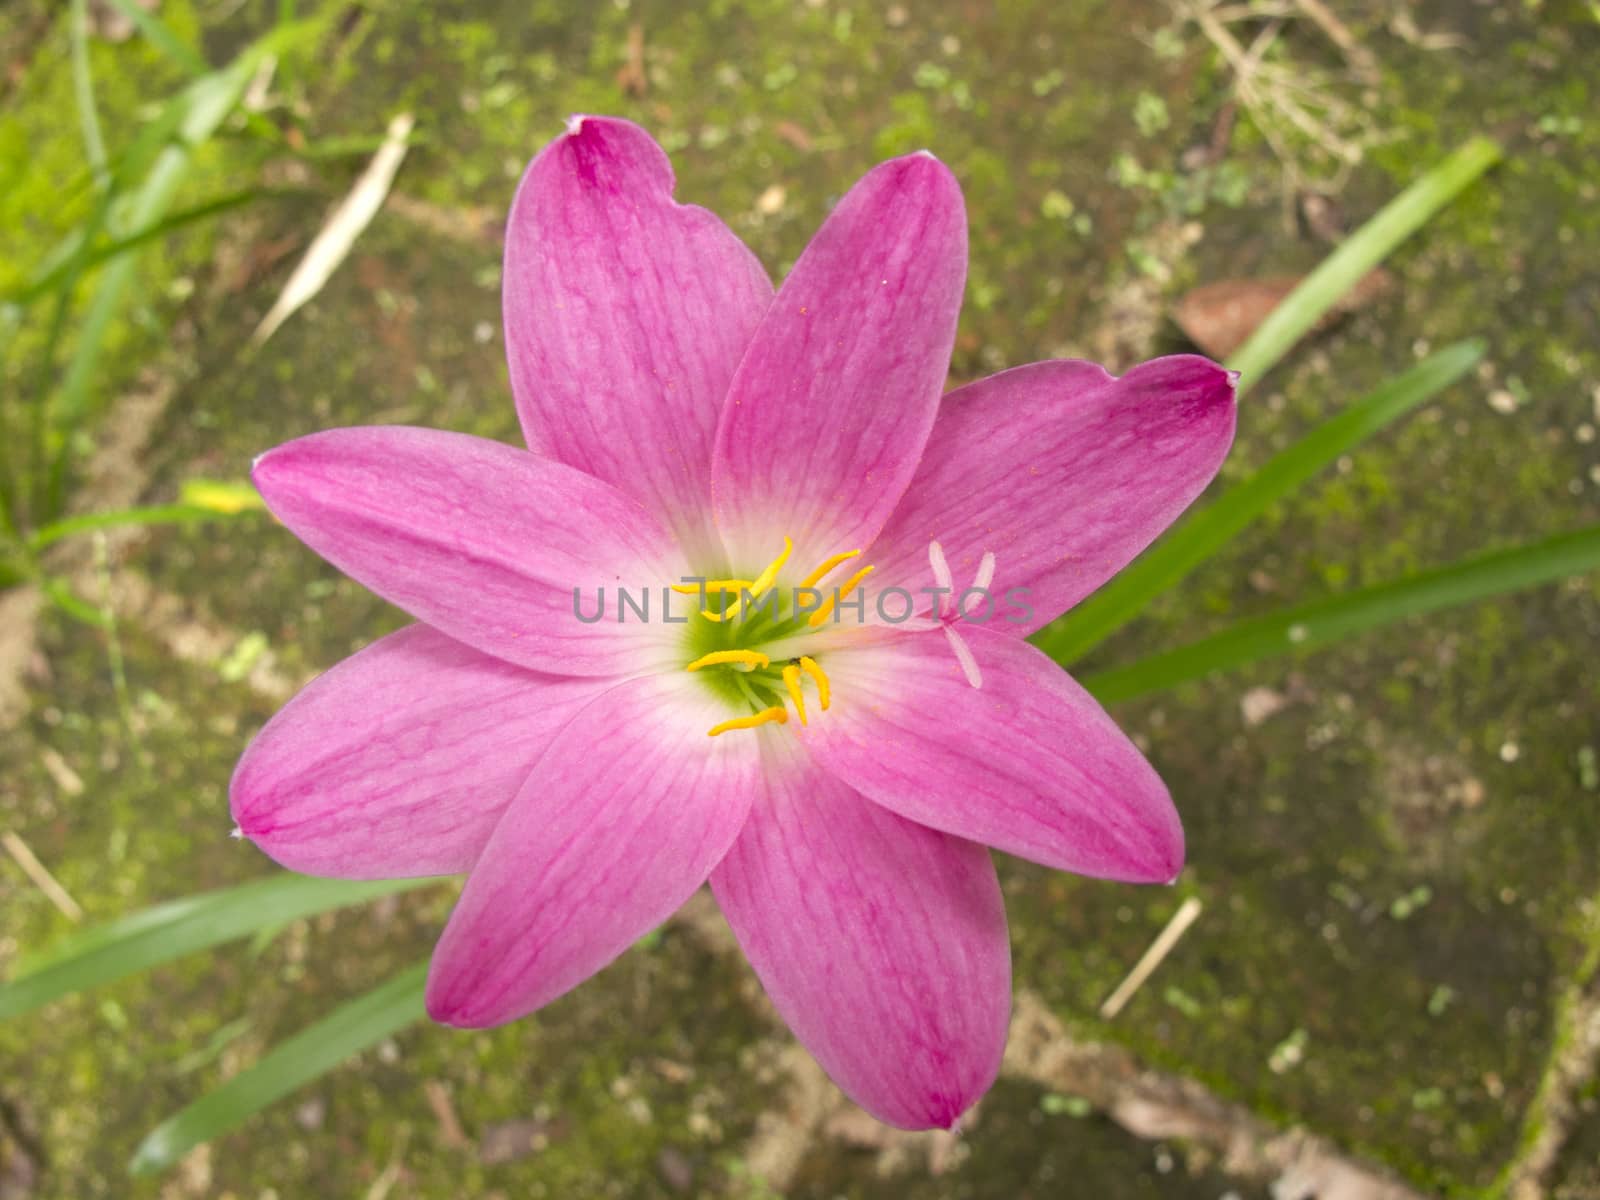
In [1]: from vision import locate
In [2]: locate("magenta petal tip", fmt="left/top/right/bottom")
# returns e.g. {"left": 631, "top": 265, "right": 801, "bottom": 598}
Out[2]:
{"left": 422, "top": 987, "right": 468, "bottom": 1029}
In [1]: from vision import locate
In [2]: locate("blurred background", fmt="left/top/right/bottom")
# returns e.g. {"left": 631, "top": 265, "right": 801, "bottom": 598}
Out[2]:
{"left": 1, "top": 1, "right": 1598, "bottom": 1197}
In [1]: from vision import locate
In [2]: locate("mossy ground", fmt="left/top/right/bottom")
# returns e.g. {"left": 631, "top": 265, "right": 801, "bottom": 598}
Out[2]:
{"left": 2, "top": 1, "right": 1598, "bottom": 1196}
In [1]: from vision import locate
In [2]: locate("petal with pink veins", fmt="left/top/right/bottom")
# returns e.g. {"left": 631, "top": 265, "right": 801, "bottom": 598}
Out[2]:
{"left": 712, "top": 152, "right": 967, "bottom": 572}
{"left": 866, "top": 356, "right": 1237, "bottom": 633}
{"left": 712, "top": 738, "right": 1009, "bottom": 1130}
{"left": 802, "top": 626, "right": 1183, "bottom": 883}
{"left": 426, "top": 671, "right": 759, "bottom": 1027}
{"left": 231, "top": 624, "right": 615, "bottom": 879}
{"left": 252, "top": 426, "right": 683, "bottom": 676}
{"left": 504, "top": 116, "right": 773, "bottom": 559}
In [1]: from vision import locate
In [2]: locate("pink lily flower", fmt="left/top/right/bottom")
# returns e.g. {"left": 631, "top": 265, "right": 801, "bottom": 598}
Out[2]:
{"left": 233, "top": 115, "right": 1236, "bottom": 1130}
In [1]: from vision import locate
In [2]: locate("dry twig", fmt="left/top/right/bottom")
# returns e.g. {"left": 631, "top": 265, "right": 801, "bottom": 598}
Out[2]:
{"left": 1100, "top": 896, "right": 1203, "bottom": 1018}
{"left": 2, "top": 831, "right": 84, "bottom": 921}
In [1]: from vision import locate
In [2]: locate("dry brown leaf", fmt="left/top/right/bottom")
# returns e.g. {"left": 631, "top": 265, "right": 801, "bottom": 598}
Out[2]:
{"left": 251, "top": 112, "right": 416, "bottom": 347}
{"left": 1173, "top": 268, "right": 1390, "bottom": 359}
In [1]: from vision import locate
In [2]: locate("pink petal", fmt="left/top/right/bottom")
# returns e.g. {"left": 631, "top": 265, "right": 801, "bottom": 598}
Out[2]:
{"left": 425, "top": 671, "right": 759, "bottom": 1027}
{"left": 866, "top": 356, "right": 1237, "bottom": 633}
{"left": 712, "top": 740, "right": 1009, "bottom": 1130}
{"left": 231, "top": 624, "right": 613, "bottom": 879}
{"left": 712, "top": 152, "right": 967, "bottom": 572}
{"left": 802, "top": 626, "right": 1183, "bottom": 882}
{"left": 252, "top": 426, "right": 683, "bottom": 676}
{"left": 504, "top": 116, "right": 772, "bottom": 558}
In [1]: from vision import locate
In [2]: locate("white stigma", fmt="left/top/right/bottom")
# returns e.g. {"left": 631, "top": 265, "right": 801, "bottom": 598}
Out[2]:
{"left": 943, "top": 625, "right": 982, "bottom": 689}
{"left": 971, "top": 550, "right": 996, "bottom": 596}
{"left": 926, "top": 541, "right": 996, "bottom": 688}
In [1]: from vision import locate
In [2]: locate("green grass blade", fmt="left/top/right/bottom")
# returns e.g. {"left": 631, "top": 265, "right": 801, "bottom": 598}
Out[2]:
{"left": 53, "top": 57, "right": 260, "bottom": 418}
{"left": 130, "top": 963, "right": 429, "bottom": 1176}
{"left": 16, "top": 76, "right": 213, "bottom": 309}
{"left": 39, "top": 576, "right": 108, "bottom": 628}
{"left": 101, "top": 0, "right": 210, "bottom": 76}
{"left": 40, "top": 50, "right": 276, "bottom": 521}
{"left": 1081, "top": 525, "right": 1600, "bottom": 704}
{"left": 0, "top": 875, "right": 435, "bottom": 1020}
{"left": 45, "top": 17, "right": 326, "bottom": 464}
{"left": 69, "top": 0, "right": 110, "bottom": 190}
{"left": 7, "top": 190, "right": 264, "bottom": 307}
{"left": 27, "top": 502, "right": 250, "bottom": 552}
{"left": 1031, "top": 340, "right": 1486, "bottom": 666}
{"left": 1227, "top": 137, "right": 1501, "bottom": 392}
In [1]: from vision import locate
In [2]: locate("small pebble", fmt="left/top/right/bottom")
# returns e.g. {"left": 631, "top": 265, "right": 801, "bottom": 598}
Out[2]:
{"left": 755, "top": 184, "right": 786, "bottom": 215}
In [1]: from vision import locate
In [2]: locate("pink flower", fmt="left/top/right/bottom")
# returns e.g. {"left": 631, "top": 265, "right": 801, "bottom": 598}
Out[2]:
{"left": 233, "top": 116, "right": 1236, "bottom": 1130}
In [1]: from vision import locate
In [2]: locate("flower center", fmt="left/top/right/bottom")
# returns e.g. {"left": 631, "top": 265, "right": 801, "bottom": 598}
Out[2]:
{"left": 675, "top": 536, "right": 868, "bottom": 737}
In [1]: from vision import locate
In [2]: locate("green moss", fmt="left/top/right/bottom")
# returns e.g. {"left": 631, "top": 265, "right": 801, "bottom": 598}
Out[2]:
{"left": 5, "top": 0, "right": 1599, "bottom": 1194}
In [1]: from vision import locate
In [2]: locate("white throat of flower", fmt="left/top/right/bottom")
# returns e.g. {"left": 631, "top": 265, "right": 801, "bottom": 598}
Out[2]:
{"left": 676, "top": 536, "right": 992, "bottom": 738}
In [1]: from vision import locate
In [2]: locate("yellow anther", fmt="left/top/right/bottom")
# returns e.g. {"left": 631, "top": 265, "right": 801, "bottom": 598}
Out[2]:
{"left": 703, "top": 536, "right": 793, "bottom": 622}
{"left": 670, "top": 578, "right": 753, "bottom": 595}
{"left": 797, "top": 548, "right": 861, "bottom": 590}
{"left": 798, "top": 656, "right": 831, "bottom": 710}
{"left": 781, "top": 664, "right": 808, "bottom": 725}
{"left": 746, "top": 535, "right": 793, "bottom": 598}
{"left": 707, "top": 706, "right": 788, "bottom": 737}
{"left": 684, "top": 649, "right": 770, "bottom": 673}
{"left": 807, "top": 563, "right": 877, "bottom": 626}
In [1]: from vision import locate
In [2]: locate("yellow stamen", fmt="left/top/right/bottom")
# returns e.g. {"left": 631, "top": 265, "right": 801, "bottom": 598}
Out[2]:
{"left": 781, "top": 664, "right": 808, "bottom": 725}
{"left": 707, "top": 706, "right": 788, "bottom": 737}
{"left": 797, "top": 548, "right": 861, "bottom": 590}
{"left": 670, "top": 578, "right": 753, "bottom": 595}
{"left": 684, "top": 649, "right": 770, "bottom": 672}
{"left": 703, "top": 536, "right": 793, "bottom": 622}
{"left": 807, "top": 563, "right": 877, "bottom": 626}
{"left": 798, "top": 656, "right": 831, "bottom": 710}
{"left": 744, "top": 535, "right": 793, "bottom": 598}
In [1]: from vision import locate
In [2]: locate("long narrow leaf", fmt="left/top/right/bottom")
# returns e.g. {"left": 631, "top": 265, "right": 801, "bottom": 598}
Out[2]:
{"left": 102, "top": 0, "right": 211, "bottom": 76}
{"left": 69, "top": 0, "right": 109, "bottom": 190}
{"left": 131, "top": 963, "right": 429, "bottom": 1175}
{"left": 1081, "top": 525, "right": 1600, "bottom": 703}
{"left": 39, "top": 576, "right": 108, "bottom": 628}
{"left": 1032, "top": 340, "right": 1486, "bottom": 665}
{"left": 42, "top": 19, "right": 324, "bottom": 514}
{"left": 7, "top": 190, "right": 264, "bottom": 307}
{"left": 51, "top": 51, "right": 265, "bottom": 435}
{"left": 1227, "top": 137, "right": 1501, "bottom": 392}
{"left": 0, "top": 874, "right": 434, "bottom": 1019}
{"left": 19, "top": 90, "right": 203, "bottom": 299}
{"left": 28, "top": 502, "right": 248, "bottom": 552}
